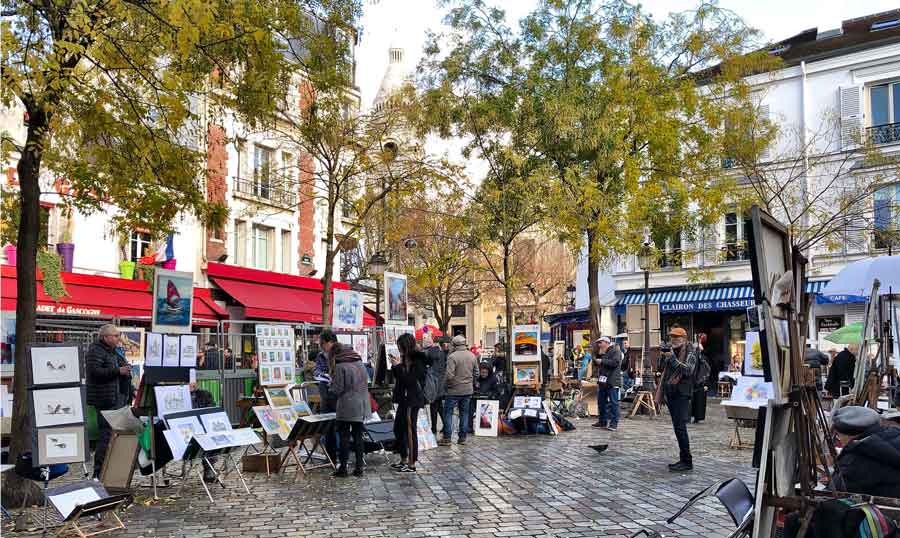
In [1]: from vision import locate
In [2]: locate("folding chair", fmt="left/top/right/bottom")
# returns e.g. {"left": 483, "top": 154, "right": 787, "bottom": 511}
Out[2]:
{"left": 666, "top": 477, "right": 754, "bottom": 536}
{"left": 362, "top": 420, "right": 395, "bottom": 465}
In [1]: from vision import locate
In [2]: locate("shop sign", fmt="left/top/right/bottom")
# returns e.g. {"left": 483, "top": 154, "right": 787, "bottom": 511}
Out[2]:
{"left": 36, "top": 303, "right": 102, "bottom": 316}
{"left": 816, "top": 316, "right": 843, "bottom": 332}
{"left": 660, "top": 298, "right": 754, "bottom": 313}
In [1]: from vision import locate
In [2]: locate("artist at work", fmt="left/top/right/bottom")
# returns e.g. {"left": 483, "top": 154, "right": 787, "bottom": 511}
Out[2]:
{"left": 659, "top": 326, "right": 698, "bottom": 473}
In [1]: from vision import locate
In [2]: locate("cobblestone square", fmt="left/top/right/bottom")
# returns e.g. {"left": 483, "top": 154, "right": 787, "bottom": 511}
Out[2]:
{"left": 63, "top": 402, "right": 756, "bottom": 538}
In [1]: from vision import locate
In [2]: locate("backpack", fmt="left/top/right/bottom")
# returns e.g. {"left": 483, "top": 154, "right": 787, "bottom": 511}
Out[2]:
{"left": 694, "top": 350, "right": 711, "bottom": 387}
{"left": 423, "top": 367, "right": 439, "bottom": 403}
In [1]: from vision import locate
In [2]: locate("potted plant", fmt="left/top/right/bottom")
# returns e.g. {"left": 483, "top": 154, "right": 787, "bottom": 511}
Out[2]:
{"left": 55, "top": 211, "right": 75, "bottom": 272}
{"left": 118, "top": 234, "right": 135, "bottom": 279}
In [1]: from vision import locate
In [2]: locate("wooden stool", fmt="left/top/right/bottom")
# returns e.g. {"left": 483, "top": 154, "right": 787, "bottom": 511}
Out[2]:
{"left": 718, "top": 381, "right": 732, "bottom": 398}
{"left": 629, "top": 391, "right": 657, "bottom": 418}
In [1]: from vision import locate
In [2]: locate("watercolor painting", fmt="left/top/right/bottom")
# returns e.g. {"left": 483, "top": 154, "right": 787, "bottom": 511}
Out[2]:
{"left": 384, "top": 272, "right": 408, "bottom": 324}
{"left": 33, "top": 386, "right": 85, "bottom": 428}
{"left": 29, "top": 345, "right": 81, "bottom": 386}
{"left": 151, "top": 268, "right": 194, "bottom": 334}
{"left": 333, "top": 289, "right": 363, "bottom": 329}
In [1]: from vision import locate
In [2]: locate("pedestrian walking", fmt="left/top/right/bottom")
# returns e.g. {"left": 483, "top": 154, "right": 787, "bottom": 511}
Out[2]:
{"left": 690, "top": 334, "right": 708, "bottom": 424}
{"left": 86, "top": 324, "right": 133, "bottom": 478}
{"left": 391, "top": 333, "right": 427, "bottom": 473}
{"left": 421, "top": 333, "right": 447, "bottom": 436}
{"left": 321, "top": 330, "right": 369, "bottom": 478}
{"left": 591, "top": 336, "right": 622, "bottom": 431}
{"left": 660, "top": 326, "right": 699, "bottom": 472}
{"left": 440, "top": 334, "right": 477, "bottom": 446}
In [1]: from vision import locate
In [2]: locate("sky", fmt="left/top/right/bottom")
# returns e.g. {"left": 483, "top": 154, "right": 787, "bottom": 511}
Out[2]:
{"left": 354, "top": 0, "right": 899, "bottom": 179}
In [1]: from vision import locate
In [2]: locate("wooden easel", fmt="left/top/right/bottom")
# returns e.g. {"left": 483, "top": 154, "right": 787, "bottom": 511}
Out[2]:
{"left": 629, "top": 390, "right": 657, "bottom": 418}
{"left": 279, "top": 415, "right": 336, "bottom": 475}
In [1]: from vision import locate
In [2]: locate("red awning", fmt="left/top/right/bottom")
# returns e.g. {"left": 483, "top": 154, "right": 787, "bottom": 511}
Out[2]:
{"left": 207, "top": 262, "right": 375, "bottom": 326}
{"left": 1, "top": 265, "right": 225, "bottom": 325}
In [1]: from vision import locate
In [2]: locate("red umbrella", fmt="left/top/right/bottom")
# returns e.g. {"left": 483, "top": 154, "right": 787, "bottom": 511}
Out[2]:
{"left": 415, "top": 324, "right": 444, "bottom": 340}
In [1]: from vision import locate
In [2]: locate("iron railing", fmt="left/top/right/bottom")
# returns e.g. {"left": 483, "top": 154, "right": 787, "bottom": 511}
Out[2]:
{"left": 233, "top": 176, "right": 297, "bottom": 208}
{"left": 867, "top": 122, "right": 900, "bottom": 145}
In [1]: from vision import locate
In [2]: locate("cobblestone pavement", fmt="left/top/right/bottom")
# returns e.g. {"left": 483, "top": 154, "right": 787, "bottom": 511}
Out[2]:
{"left": 12, "top": 399, "right": 757, "bottom": 538}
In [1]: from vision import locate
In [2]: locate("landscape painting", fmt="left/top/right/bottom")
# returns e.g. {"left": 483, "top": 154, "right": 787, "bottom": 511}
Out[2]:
{"left": 151, "top": 268, "right": 194, "bottom": 334}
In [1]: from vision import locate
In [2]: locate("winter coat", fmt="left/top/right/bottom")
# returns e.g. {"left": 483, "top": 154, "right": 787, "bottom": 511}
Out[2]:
{"left": 832, "top": 425, "right": 900, "bottom": 498}
{"left": 393, "top": 350, "right": 427, "bottom": 409}
{"left": 595, "top": 347, "right": 623, "bottom": 388}
{"left": 825, "top": 348, "right": 855, "bottom": 396}
{"left": 86, "top": 339, "right": 124, "bottom": 410}
{"left": 474, "top": 372, "right": 500, "bottom": 400}
{"left": 445, "top": 343, "right": 477, "bottom": 396}
{"left": 314, "top": 350, "right": 337, "bottom": 412}
{"left": 329, "top": 345, "right": 370, "bottom": 422}
{"left": 423, "top": 345, "right": 448, "bottom": 398}
{"left": 662, "top": 343, "right": 699, "bottom": 399}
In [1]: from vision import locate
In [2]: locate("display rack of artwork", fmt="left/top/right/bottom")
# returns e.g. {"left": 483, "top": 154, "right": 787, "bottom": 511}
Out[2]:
{"left": 144, "top": 332, "right": 198, "bottom": 368}
{"left": 26, "top": 343, "right": 88, "bottom": 467}
{"left": 255, "top": 324, "right": 296, "bottom": 386}
{"left": 47, "top": 480, "right": 130, "bottom": 536}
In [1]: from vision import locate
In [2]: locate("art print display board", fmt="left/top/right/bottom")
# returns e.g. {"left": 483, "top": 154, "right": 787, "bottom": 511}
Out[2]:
{"left": 474, "top": 400, "right": 499, "bottom": 437}
{"left": 384, "top": 272, "right": 409, "bottom": 325}
{"left": 255, "top": 325, "right": 295, "bottom": 386}
{"left": 416, "top": 411, "right": 437, "bottom": 451}
{"left": 332, "top": 289, "right": 363, "bottom": 329}
{"left": 151, "top": 268, "right": 194, "bottom": 334}
{"left": 352, "top": 334, "right": 369, "bottom": 364}
{"left": 744, "top": 331, "right": 764, "bottom": 377}
{"left": 154, "top": 384, "right": 192, "bottom": 418}
{"left": 512, "top": 325, "right": 541, "bottom": 363}
{"left": 28, "top": 345, "right": 82, "bottom": 387}
{"left": 27, "top": 344, "right": 88, "bottom": 466}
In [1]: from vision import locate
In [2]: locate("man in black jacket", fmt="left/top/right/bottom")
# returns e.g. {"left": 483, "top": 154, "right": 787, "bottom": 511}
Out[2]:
{"left": 592, "top": 336, "right": 623, "bottom": 431}
{"left": 825, "top": 346, "right": 856, "bottom": 396}
{"left": 661, "top": 327, "right": 698, "bottom": 472}
{"left": 86, "top": 324, "right": 133, "bottom": 478}
{"left": 421, "top": 334, "right": 447, "bottom": 436}
{"left": 831, "top": 405, "right": 900, "bottom": 497}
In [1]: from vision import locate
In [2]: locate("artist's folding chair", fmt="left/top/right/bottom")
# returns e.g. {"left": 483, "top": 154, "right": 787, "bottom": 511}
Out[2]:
{"left": 361, "top": 420, "right": 395, "bottom": 465}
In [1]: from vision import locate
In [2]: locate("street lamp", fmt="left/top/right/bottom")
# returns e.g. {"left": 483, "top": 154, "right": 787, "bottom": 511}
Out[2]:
{"left": 565, "top": 284, "right": 576, "bottom": 308}
{"left": 368, "top": 251, "right": 388, "bottom": 276}
{"left": 637, "top": 242, "right": 654, "bottom": 391}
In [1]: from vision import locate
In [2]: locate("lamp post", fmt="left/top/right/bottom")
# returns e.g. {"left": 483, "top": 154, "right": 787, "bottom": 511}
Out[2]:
{"left": 637, "top": 242, "right": 654, "bottom": 391}
{"left": 565, "top": 284, "right": 576, "bottom": 310}
{"left": 369, "top": 251, "right": 388, "bottom": 384}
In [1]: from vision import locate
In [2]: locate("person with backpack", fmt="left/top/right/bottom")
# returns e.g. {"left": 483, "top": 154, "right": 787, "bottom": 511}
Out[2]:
{"left": 660, "top": 326, "right": 700, "bottom": 472}
{"left": 390, "top": 333, "right": 427, "bottom": 473}
{"left": 690, "top": 333, "right": 711, "bottom": 424}
{"left": 421, "top": 333, "right": 447, "bottom": 436}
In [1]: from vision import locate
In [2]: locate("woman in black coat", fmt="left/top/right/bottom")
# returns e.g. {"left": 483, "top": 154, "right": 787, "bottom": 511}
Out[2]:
{"left": 391, "top": 333, "right": 427, "bottom": 473}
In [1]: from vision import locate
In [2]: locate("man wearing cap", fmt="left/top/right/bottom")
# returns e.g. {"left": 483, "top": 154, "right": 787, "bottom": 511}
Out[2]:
{"left": 441, "top": 334, "right": 478, "bottom": 446}
{"left": 830, "top": 405, "right": 900, "bottom": 497}
{"left": 660, "top": 326, "right": 698, "bottom": 472}
{"left": 592, "top": 336, "right": 623, "bottom": 431}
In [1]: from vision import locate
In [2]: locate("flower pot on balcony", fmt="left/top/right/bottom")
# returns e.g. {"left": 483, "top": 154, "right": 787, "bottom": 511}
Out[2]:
{"left": 56, "top": 243, "right": 75, "bottom": 272}
{"left": 3, "top": 244, "right": 15, "bottom": 266}
{"left": 161, "top": 258, "right": 176, "bottom": 270}
{"left": 118, "top": 260, "right": 136, "bottom": 280}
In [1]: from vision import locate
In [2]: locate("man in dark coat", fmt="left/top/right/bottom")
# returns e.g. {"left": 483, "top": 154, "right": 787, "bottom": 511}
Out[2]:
{"left": 421, "top": 333, "right": 447, "bottom": 436}
{"left": 592, "top": 336, "right": 623, "bottom": 431}
{"left": 661, "top": 327, "right": 698, "bottom": 472}
{"left": 831, "top": 406, "right": 900, "bottom": 498}
{"left": 86, "top": 324, "right": 133, "bottom": 478}
{"left": 825, "top": 346, "right": 856, "bottom": 396}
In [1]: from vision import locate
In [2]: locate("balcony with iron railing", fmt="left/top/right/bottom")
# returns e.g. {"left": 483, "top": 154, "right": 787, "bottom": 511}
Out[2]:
{"left": 867, "top": 122, "right": 900, "bottom": 145}
{"left": 233, "top": 175, "right": 298, "bottom": 209}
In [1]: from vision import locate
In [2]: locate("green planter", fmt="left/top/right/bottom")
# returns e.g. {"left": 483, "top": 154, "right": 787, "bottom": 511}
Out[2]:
{"left": 118, "top": 260, "right": 136, "bottom": 279}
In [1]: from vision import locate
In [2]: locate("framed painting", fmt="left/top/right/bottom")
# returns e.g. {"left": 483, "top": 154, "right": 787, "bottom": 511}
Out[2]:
{"left": 145, "top": 332, "right": 163, "bottom": 367}
{"left": 199, "top": 411, "right": 232, "bottom": 434}
{"left": 151, "top": 268, "right": 194, "bottom": 334}
{"left": 512, "top": 325, "right": 541, "bottom": 363}
{"left": 383, "top": 272, "right": 408, "bottom": 325}
{"left": 352, "top": 334, "right": 369, "bottom": 363}
{"left": 31, "top": 386, "right": 86, "bottom": 428}
{"left": 153, "top": 384, "right": 191, "bottom": 419}
{"left": 118, "top": 328, "right": 144, "bottom": 365}
{"left": 264, "top": 387, "right": 293, "bottom": 408}
{"left": 27, "top": 344, "right": 83, "bottom": 387}
{"left": 513, "top": 363, "right": 540, "bottom": 387}
{"left": 35, "top": 425, "right": 88, "bottom": 465}
{"left": 332, "top": 289, "right": 363, "bottom": 329}
{"left": 474, "top": 400, "right": 499, "bottom": 437}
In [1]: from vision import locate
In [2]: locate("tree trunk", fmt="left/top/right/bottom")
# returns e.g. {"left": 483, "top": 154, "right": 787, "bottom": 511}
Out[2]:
{"left": 503, "top": 244, "right": 514, "bottom": 380}
{"left": 434, "top": 300, "right": 449, "bottom": 333}
{"left": 4, "top": 107, "right": 46, "bottom": 508}
{"left": 586, "top": 230, "right": 602, "bottom": 343}
{"left": 320, "top": 188, "right": 337, "bottom": 325}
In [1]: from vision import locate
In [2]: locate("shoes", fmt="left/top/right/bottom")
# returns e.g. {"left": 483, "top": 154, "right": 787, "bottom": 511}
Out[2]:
{"left": 353, "top": 467, "right": 364, "bottom": 477}
{"left": 667, "top": 461, "right": 681, "bottom": 470}
{"left": 203, "top": 474, "right": 217, "bottom": 484}
{"left": 390, "top": 462, "right": 406, "bottom": 470}
{"left": 398, "top": 464, "right": 417, "bottom": 473}
{"left": 437, "top": 438, "right": 452, "bottom": 446}
{"left": 588, "top": 444, "right": 608, "bottom": 454}
{"left": 332, "top": 466, "right": 349, "bottom": 477}
{"left": 457, "top": 438, "right": 466, "bottom": 445}
{"left": 606, "top": 425, "right": 618, "bottom": 432}
{"left": 591, "top": 422, "right": 608, "bottom": 428}
{"left": 668, "top": 461, "right": 693, "bottom": 472}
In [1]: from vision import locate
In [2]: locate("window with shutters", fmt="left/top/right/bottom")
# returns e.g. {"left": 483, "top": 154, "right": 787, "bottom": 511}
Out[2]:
{"left": 873, "top": 184, "right": 900, "bottom": 250}
{"left": 252, "top": 224, "right": 274, "bottom": 271}
{"left": 867, "top": 81, "right": 900, "bottom": 145}
{"left": 281, "top": 230, "right": 292, "bottom": 273}
{"left": 723, "top": 211, "right": 752, "bottom": 262}
{"left": 840, "top": 85, "right": 864, "bottom": 150}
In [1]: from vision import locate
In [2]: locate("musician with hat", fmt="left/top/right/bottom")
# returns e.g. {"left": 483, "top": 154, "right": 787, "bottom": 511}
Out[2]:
{"left": 659, "top": 326, "right": 699, "bottom": 472}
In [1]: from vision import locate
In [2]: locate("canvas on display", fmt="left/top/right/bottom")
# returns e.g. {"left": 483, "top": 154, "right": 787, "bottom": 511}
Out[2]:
{"left": 513, "top": 363, "right": 540, "bottom": 387}
{"left": 511, "top": 325, "right": 541, "bottom": 363}
{"left": 332, "top": 289, "right": 363, "bottom": 329}
{"left": 291, "top": 400, "right": 312, "bottom": 417}
{"left": 383, "top": 272, "right": 409, "bottom": 325}
{"left": 118, "top": 328, "right": 144, "bottom": 365}
{"left": 151, "top": 268, "right": 195, "bottom": 334}
{"left": 199, "top": 411, "right": 232, "bottom": 434}
{"left": 474, "top": 400, "right": 499, "bottom": 437}
{"left": 255, "top": 324, "right": 296, "bottom": 386}
{"left": 523, "top": 396, "right": 542, "bottom": 409}
{"left": 744, "top": 331, "right": 764, "bottom": 376}
{"left": 32, "top": 386, "right": 85, "bottom": 428}
{"left": 47, "top": 482, "right": 107, "bottom": 520}
{"left": 28, "top": 345, "right": 82, "bottom": 387}
{"left": 154, "top": 384, "right": 192, "bottom": 418}
{"left": 144, "top": 332, "right": 163, "bottom": 367}
{"left": 337, "top": 334, "right": 353, "bottom": 347}
{"left": 36, "top": 425, "right": 87, "bottom": 465}
{"left": 228, "top": 427, "right": 261, "bottom": 447}
{"left": 162, "top": 335, "right": 180, "bottom": 367}
{"left": 264, "top": 387, "right": 293, "bottom": 408}
{"left": 252, "top": 406, "right": 290, "bottom": 438}
{"left": 194, "top": 432, "right": 235, "bottom": 452}
{"left": 352, "top": 334, "right": 369, "bottom": 363}
{"left": 273, "top": 406, "right": 298, "bottom": 439}
{"left": 179, "top": 335, "right": 198, "bottom": 368}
